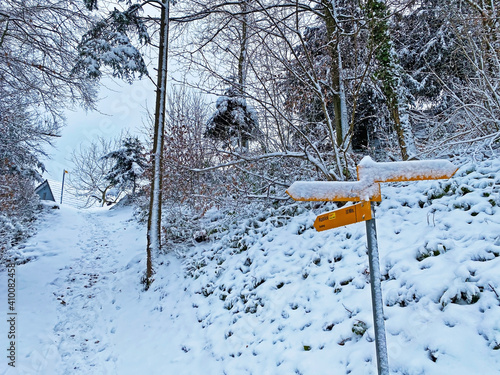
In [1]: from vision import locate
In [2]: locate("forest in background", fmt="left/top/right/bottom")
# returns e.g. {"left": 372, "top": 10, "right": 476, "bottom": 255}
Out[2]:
{"left": 1, "top": 0, "right": 499, "bottom": 280}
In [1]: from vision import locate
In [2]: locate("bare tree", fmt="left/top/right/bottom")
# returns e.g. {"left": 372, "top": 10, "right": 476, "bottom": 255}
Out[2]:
{"left": 171, "top": 1, "right": 350, "bottom": 180}
{"left": 0, "top": 0, "right": 96, "bottom": 117}
{"left": 146, "top": 0, "right": 170, "bottom": 288}
{"left": 393, "top": 0, "right": 500, "bottom": 157}
{"left": 69, "top": 137, "right": 121, "bottom": 207}
{"left": 437, "top": 0, "right": 500, "bottom": 154}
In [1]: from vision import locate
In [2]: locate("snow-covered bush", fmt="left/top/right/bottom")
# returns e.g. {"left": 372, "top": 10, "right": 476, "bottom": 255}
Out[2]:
{"left": 172, "top": 154, "right": 500, "bottom": 373}
{"left": 0, "top": 172, "right": 38, "bottom": 260}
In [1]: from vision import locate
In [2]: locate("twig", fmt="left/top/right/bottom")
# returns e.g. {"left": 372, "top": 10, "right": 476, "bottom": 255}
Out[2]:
{"left": 342, "top": 303, "right": 353, "bottom": 317}
{"left": 489, "top": 283, "right": 499, "bottom": 299}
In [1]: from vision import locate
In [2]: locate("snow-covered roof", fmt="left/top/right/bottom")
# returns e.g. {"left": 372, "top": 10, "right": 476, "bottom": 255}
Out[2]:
{"left": 45, "top": 179, "right": 83, "bottom": 208}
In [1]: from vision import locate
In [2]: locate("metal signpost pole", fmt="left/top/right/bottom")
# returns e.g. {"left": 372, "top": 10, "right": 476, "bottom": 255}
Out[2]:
{"left": 365, "top": 201, "right": 389, "bottom": 375}
{"left": 61, "top": 169, "right": 66, "bottom": 204}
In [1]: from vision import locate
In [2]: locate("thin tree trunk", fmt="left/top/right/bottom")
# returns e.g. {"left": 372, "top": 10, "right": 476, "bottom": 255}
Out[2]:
{"left": 391, "top": 97, "right": 416, "bottom": 160}
{"left": 323, "top": 0, "right": 349, "bottom": 149}
{"left": 238, "top": 0, "right": 249, "bottom": 151}
{"left": 237, "top": 0, "right": 248, "bottom": 94}
{"left": 145, "top": 0, "right": 170, "bottom": 289}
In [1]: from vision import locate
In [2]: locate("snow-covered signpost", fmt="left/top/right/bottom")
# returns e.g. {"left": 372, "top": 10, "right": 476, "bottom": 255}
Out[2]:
{"left": 286, "top": 156, "right": 458, "bottom": 375}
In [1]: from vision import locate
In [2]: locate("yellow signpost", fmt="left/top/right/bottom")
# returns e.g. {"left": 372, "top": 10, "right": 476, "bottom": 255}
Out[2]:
{"left": 286, "top": 156, "right": 458, "bottom": 375}
{"left": 314, "top": 201, "right": 372, "bottom": 232}
{"left": 286, "top": 180, "right": 382, "bottom": 202}
{"left": 356, "top": 158, "right": 458, "bottom": 183}
{"left": 286, "top": 158, "right": 457, "bottom": 203}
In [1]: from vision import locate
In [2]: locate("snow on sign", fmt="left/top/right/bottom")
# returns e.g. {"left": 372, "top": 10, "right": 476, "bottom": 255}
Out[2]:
{"left": 314, "top": 201, "right": 372, "bottom": 231}
{"left": 286, "top": 180, "right": 382, "bottom": 202}
{"left": 286, "top": 156, "right": 458, "bottom": 203}
{"left": 356, "top": 156, "right": 458, "bottom": 183}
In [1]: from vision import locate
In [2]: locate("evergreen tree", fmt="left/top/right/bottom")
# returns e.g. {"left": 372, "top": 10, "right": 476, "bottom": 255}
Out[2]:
{"left": 205, "top": 87, "right": 259, "bottom": 151}
{"left": 104, "top": 137, "right": 147, "bottom": 195}
{"left": 73, "top": 3, "right": 149, "bottom": 82}
{"left": 393, "top": 1, "right": 472, "bottom": 106}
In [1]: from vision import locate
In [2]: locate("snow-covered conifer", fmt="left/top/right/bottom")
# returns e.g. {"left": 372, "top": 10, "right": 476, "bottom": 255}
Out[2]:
{"left": 104, "top": 137, "right": 147, "bottom": 195}
{"left": 205, "top": 87, "right": 259, "bottom": 151}
{"left": 74, "top": 4, "right": 150, "bottom": 82}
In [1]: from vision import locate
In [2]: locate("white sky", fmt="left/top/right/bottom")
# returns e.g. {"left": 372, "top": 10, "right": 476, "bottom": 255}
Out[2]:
{"left": 42, "top": 77, "right": 156, "bottom": 181}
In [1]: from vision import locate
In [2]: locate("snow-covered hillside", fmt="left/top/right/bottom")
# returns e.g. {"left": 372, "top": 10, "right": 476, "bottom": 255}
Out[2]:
{"left": 1, "top": 156, "right": 499, "bottom": 375}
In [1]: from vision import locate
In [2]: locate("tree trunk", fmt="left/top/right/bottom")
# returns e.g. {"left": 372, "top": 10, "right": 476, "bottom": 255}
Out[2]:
{"left": 145, "top": 0, "right": 170, "bottom": 289}
{"left": 390, "top": 97, "right": 416, "bottom": 161}
{"left": 323, "top": 0, "right": 349, "bottom": 149}
{"left": 366, "top": 0, "right": 416, "bottom": 160}
{"left": 237, "top": 0, "right": 249, "bottom": 152}
{"left": 237, "top": 0, "right": 249, "bottom": 95}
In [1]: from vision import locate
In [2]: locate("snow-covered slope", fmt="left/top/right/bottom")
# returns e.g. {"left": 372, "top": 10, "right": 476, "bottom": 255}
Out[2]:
{"left": 181, "top": 156, "right": 500, "bottom": 375}
{"left": 1, "top": 156, "right": 499, "bottom": 375}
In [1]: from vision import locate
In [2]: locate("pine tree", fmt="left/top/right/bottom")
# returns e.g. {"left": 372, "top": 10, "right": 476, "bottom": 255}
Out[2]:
{"left": 205, "top": 87, "right": 259, "bottom": 151}
{"left": 104, "top": 137, "right": 147, "bottom": 195}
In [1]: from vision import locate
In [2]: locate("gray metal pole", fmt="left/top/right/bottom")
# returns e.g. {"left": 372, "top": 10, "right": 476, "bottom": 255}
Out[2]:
{"left": 365, "top": 202, "right": 389, "bottom": 375}
{"left": 60, "top": 170, "right": 66, "bottom": 204}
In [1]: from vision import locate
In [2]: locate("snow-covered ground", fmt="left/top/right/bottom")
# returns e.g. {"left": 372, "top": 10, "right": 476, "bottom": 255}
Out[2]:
{"left": 1, "top": 156, "right": 500, "bottom": 374}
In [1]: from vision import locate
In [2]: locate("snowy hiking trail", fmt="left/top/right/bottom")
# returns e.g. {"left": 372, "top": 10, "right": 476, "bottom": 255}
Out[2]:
{"left": 0, "top": 205, "right": 204, "bottom": 375}
{"left": 2, "top": 156, "right": 500, "bottom": 375}
{"left": 51, "top": 209, "right": 122, "bottom": 373}
{"left": 1, "top": 207, "right": 130, "bottom": 374}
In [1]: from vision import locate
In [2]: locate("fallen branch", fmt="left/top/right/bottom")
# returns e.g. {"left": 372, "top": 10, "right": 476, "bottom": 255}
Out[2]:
{"left": 489, "top": 283, "right": 499, "bottom": 299}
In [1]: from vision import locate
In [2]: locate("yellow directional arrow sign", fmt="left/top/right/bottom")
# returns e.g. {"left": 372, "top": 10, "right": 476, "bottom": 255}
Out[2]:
{"left": 286, "top": 180, "right": 382, "bottom": 202}
{"left": 286, "top": 157, "right": 457, "bottom": 204}
{"left": 314, "top": 202, "right": 372, "bottom": 232}
{"left": 357, "top": 157, "right": 458, "bottom": 183}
